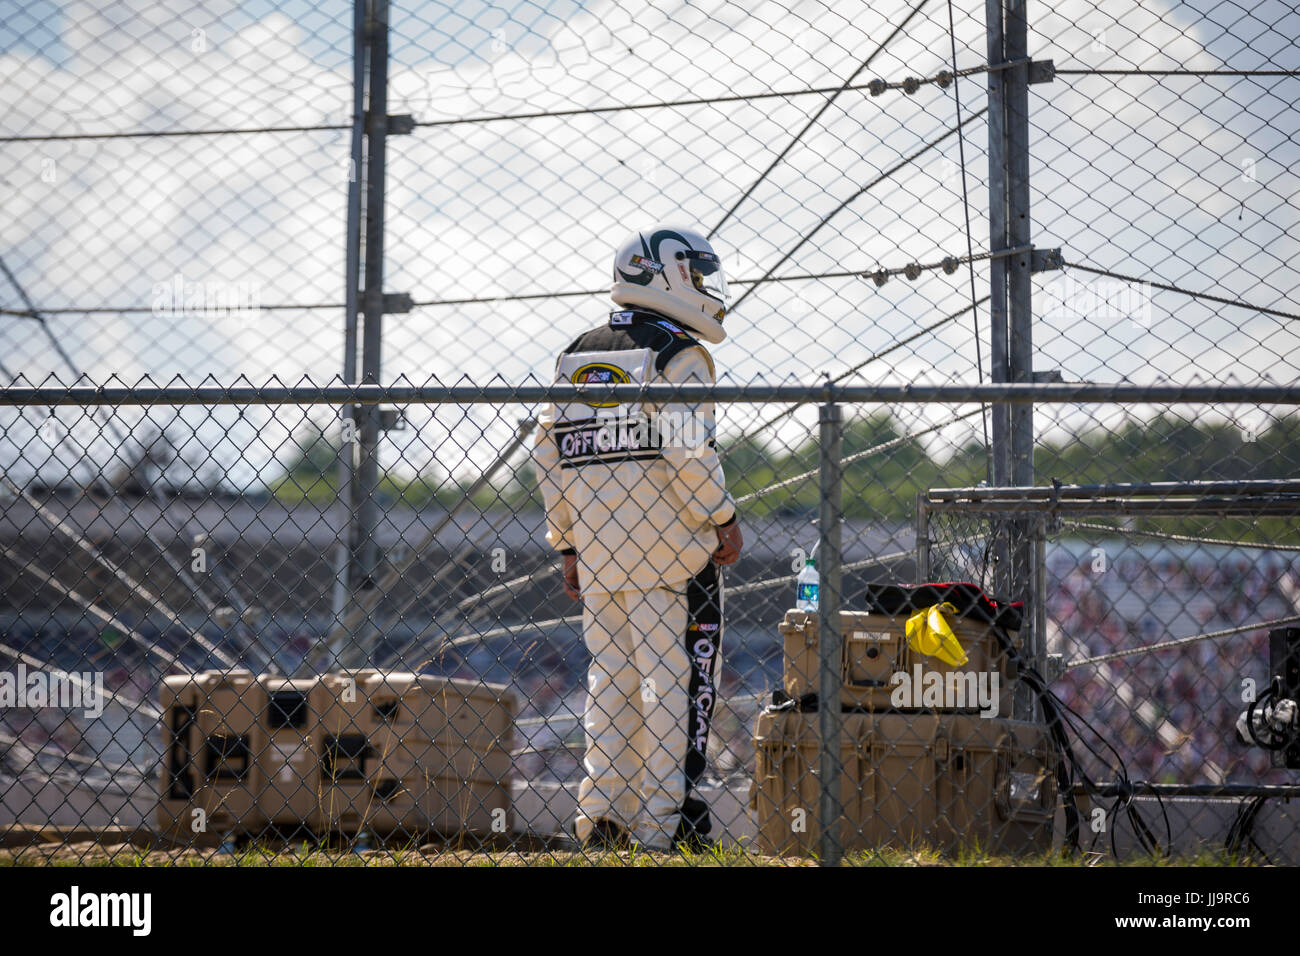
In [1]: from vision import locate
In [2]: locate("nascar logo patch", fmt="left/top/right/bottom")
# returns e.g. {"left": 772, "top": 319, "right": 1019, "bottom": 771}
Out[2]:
{"left": 569, "top": 362, "right": 630, "bottom": 407}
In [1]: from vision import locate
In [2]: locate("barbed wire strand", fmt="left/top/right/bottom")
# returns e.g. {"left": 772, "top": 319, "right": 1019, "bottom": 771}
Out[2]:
{"left": 2, "top": 244, "right": 1006, "bottom": 321}
{"left": 721, "top": 297, "right": 989, "bottom": 456}
{"left": 1067, "top": 613, "right": 1300, "bottom": 668}
{"left": 730, "top": 105, "right": 988, "bottom": 313}
{"left": 1056, "top": 68, "right": 1300, "bottom": 77}
{"left": 0, "top": 124, "right": 349, "bottom": 144}
{"left": 1061, "top": 519, "right": 1300, "bottom": 553}
{"left": 0, "top": 60, "right": 1006, "bottom": 146}
{"left": 7, "top": 67, "right": 1292, "bottom": 146}
{"left": 946, "top": 0, "right": 991, "bottom": 483}
{"left": 0, "top": 261, "right": 957, "bottom": 316}
{"left": 1064, "top": 261, "right": 1300, "bottom": 324}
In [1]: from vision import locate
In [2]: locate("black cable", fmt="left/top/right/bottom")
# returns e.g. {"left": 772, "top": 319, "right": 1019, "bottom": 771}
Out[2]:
{"left": 0, "top": 301, "right": 342, "bottom": 317}
{"left": 1065, "top": 261, "right": 1300, "bottom": 324}
{"left": 416, "top": 73, "right": 972, "bottom": 129}
{"left": 0, "top": 257, "right": 85, "bottom": 381}
{"left": 1224, "top": 798, "right": 1244, "bottom": 855}
{"left": 0, "top": 123, "right": 349, "bottom": 144}
{"left": 3, "top": 262, "right": 966, "bottom": 318}
{"left": 708, "top": 0, "right": 932, "bottom": 239}
{"left": 944, "top": 0, "right": 990, "bottom": 486}
{"left": 1128, "top": 783, "right": 1169, "bottom": 857}
{"left": 1147, "top": 783, "right": 1172, "bottom": 854}
{"left": 1013, "top": 635, "right": 1172, "bottom": 857}
{"left": 991, "top": 630, "right": 1083, "bottom": 852}
{"left": 728, "top": 106, "right": 989, "bottom": 314}
{"left": 1053, "top": 694, "right": 1169, "bottom": 856}
{"left": 1225, "top": 795, "right": 1274, "bottom": 864}
{"left": 1057, "top": 68, "right": 1300, "bottom": 77}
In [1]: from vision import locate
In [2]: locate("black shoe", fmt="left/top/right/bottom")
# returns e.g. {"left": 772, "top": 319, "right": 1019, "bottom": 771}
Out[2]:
{"left": 583, "top": 818, "right": 631, "bottom": 851}
{"left": 673, "top": 798, "right": 714, "bottom": 853}
{"left": 673, "top": 830, "right": 716, "bottom": 854}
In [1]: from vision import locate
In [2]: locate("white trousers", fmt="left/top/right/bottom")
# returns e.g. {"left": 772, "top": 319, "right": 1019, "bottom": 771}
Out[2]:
{"left": 574, "top": 566, "right": 722, "bottom": 849}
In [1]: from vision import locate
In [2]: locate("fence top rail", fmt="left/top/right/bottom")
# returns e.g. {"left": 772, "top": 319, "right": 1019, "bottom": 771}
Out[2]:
{"left": 927, "top": 480, "right": 1300, "bottom": 501}
{"left": 926, "top": 499, "right": 1300, "bottom": 516}
{"left": 2, "top": 382, "right": 1300, "bottom": 408}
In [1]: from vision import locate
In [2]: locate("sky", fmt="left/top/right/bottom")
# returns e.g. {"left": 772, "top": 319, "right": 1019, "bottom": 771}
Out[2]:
{"left": 1, "top": 0, "right": 1298, "bottom": 488}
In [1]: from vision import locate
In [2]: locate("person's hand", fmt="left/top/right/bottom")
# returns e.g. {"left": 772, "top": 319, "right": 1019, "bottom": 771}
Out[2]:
{"left": 713, "top": 518, "right": 743, "bottom": 566}
{"left": 562, "top": 551, "right": 581, "bottom": 599}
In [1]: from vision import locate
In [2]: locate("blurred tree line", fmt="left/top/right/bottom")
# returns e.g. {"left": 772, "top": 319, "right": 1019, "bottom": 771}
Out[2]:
{"left": 272, "top": 412, "right": 1300, "bottom": 534}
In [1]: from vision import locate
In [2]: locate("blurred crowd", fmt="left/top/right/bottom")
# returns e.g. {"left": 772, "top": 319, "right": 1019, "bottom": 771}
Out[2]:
{"left": 1049, "top": 545, "right": 1297, "bottom": 784}
{"left": 3, "top": 540, "right": 1295, "bottom": 797}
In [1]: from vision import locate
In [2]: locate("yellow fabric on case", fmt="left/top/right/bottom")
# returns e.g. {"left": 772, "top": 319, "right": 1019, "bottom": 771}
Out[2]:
{"left": 904, "top": 602, "right": 970, "bottom": 667}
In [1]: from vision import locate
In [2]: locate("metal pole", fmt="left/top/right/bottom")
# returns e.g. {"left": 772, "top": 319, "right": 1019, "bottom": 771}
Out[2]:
{"left": 984, "top": 0, "right": 1010, "bottom": 492}
{"left": 930, "top": 479, "right": 1300, "bottom": 499}
{"left": 1005, "top": 0, "right": 1033, "bottom": 490}
{"left": 1004, "top": 0, "right": 1038, "bottom": 712}
{"left": 985, "top": 0, "right": 1014, "bottom": 615}
{"left": 329, "top": 417, "right": 537, "bottom": 670}
{"left": 351, "top": 0, "right": 390, "bottom": 667}
{"left": 328, "top": 0, "right": 368, "bottom": 667}
{"left": 915, "top": 491, "right": 930, "bottom": 579}
{"left": 817, "top": 399, "right": 843, "bottom": 866}
{"left": 1035, "top": 516, "right": 1047, "bottom": 697}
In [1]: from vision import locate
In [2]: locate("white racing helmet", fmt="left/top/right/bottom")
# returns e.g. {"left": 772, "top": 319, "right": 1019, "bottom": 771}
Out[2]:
{"left": 609, "top": 226, "right": 730, "bottom": 343}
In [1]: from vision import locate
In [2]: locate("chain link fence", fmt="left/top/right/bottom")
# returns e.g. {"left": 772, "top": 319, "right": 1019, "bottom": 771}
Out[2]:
{"left": 1, "top": 0, "right": 1298, "bottom": 866}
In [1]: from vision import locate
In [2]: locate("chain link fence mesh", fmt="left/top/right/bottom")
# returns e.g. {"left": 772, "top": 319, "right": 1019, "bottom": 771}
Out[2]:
{"left": 0, "top": 0, "right": 1298, "bottom": 865}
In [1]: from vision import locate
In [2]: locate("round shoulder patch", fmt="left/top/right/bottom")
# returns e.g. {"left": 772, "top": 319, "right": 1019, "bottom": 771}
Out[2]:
{"left": 570, "top": 362, "right": 630, "bottom": 407}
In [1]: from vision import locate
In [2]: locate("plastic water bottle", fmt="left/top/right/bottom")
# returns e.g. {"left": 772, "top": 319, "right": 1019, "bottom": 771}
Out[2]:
{"left": 795, "top": 558, "right": 819, "bottom": 611}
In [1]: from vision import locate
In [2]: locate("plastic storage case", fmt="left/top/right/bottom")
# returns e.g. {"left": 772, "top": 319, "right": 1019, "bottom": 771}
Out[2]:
{"left": 749, "top": 708, "right": 1057, "bottom": 857}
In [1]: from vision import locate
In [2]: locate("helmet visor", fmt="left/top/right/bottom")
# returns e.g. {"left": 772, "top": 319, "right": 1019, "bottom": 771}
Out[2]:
{"left": 681, "top": 248, "right": 729, "bottom": 312}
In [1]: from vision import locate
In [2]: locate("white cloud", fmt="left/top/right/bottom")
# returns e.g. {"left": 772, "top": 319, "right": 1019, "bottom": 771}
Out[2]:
{"left": 0, "top": 0, "right": 1297, "bottom": 480}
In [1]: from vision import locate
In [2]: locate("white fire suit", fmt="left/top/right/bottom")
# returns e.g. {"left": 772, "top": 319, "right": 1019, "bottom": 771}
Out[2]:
{"left": 533, "top": 307, "right": 736, "bottom": 848}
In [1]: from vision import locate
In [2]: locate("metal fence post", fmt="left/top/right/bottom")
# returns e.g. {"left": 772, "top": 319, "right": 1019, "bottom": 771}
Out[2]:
{"left": 1034, "top": 515, "right": 1047, "bottom": 691}
{"left": 818, "top": 398, "right": 843, "bottom": 866}
{"left": 989, "top": 0, "right": 1039, "bottom": 716}
{"left": 328, "top": 0, "right": 369, "bottom": 668}
{"left": 915, "top": 491, "right": 930, "bottom": 579}
{"left": 1005, "top": 0, "right": 1033, "bottom": 494}
{"left": 984, "top": 0, "right": 1014, "bottom": 629}
{"left": 984, "top": 0, "right": 1010, "bottom": 495}
{"left": 1005, "top": 0, "right": 1038, "bottom": 716}
{"left": 347, "top": 0, "right": 390, "bottom": 668}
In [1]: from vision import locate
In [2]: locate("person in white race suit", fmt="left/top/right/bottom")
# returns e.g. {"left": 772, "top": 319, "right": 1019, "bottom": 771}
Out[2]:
{"left": 533, "top": 225, "right": 744, "bottom": 851}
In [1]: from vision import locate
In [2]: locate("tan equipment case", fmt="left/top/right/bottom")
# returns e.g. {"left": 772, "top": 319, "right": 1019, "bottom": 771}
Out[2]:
{"left": 158, "top": 669, "right": 514, "bottom": 842}
{"left": 779, "top": 608, "right": 1017, "bottom": 716}
{"left": 158, "top": 670, "right": 265, "bottom": 841}
{"left": 316, "top": 671, "right": 514, "bottom": 838}
{"left": 749, "top": 708, "right": 1056, "bottom": 857}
